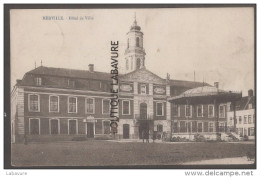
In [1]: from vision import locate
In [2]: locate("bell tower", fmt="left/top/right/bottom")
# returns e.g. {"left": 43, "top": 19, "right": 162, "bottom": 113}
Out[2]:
{"left": 125, "top": 14, "right": 146, "bottom": 73}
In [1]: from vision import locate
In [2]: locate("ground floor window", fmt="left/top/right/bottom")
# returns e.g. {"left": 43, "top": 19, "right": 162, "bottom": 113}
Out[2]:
{"left": 30, "top": 118, "right": 40, "bottom": 135}
{"left": 173, "top": 122, "right": 178, "bottom": 133}
{"left": 68, "top": 119, "right": 77, "bottom": 135}
{"left": 244, "top": 128, "right": 248, "bottom": 136}
{"left": 238, "top": 128, "right": 243, "bottom": 136}
{"left": 50, "top": 119, "right": 59, "bottom": 134}
{"left": 219, "top": 122, "right": 225, "bottom": 132}
{"left": 198, "top": 122, "right": 203, "bottom": 132}
{"left": 192, "top": 121, "right": 197, "bottom": 132}
{"left": 209, "top": 122, "right": 214, "bottom": 132}
{"left": 157, "top": 124, "right": 163, "bottom": 132}
{"left": 180, "top": 121, "right": 186, "bottom": 132}
{"left": 204, "top": 122, "right": 208, "bottom": 132}
{"left": 248, "top": 128, "right": 254, "bottom": 136}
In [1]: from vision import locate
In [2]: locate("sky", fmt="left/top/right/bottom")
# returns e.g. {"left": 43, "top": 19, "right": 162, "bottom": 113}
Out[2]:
{"left": 10, "top": 8, "right": 255, "bottom": 96}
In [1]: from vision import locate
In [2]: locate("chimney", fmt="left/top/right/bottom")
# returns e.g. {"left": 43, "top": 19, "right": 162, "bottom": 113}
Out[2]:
{"left": 214, "top": 82, "right": 219, "bottom": 88}
{"left": 16, "top": 79, "right": 22, "bottom": 85}
{"left": 88, "top": 64, "right": 94, "bottom": 72}
{"left": 248, "top": 89, "right": 253, "bottom": 97}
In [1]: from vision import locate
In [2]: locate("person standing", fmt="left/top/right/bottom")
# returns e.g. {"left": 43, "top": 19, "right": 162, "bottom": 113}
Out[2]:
{"left": 146, "top": 130, "right": 149, "bottom": 143}
{"left": 142, "top": 130, "right": 145, "bottom": 143}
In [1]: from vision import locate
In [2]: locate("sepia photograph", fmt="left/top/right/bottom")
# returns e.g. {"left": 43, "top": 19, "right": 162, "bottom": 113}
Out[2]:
{"left": 5, "top": 4, "right": 256, "bottom": 168}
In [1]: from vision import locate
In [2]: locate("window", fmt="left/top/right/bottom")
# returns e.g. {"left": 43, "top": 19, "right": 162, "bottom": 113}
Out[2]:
{"left": 28, "top": 94, "right": 40, "bottom": 112}
{"left": 179, "top": 121, "right": 187, "bottom": 133}
{"left": 219, "top": 122, "right": 225, "bottom": 132}
{"left": 239, "top": 116, "right": 242, "bottom": 124}
{"left": 103, "top": 121, "right": 110, "bottom": 134}
{"left": 249, "top": 128, "right": 255, "bottom": 136}
{"left": 185, "top": 105, "right": 192, "bottom": 117}
{"left": 68, "top": 119, "right": 77, "bottom": 135}
{"left": 248, "top": 103, "right": 252, "bottom": 109}
{"left": 244, "top": 128, "right": 248, "bottom": 136}
{"left": 127, "top": 38, "right": 129, "bottom": 48}
{"left": 140, "top": 84, "right": 146, "bottom": 94}
{"left": 219, "top": 105, "right": 226, "bottom": 118}
{"left": 157, "top": 124, "right": 163, "bottom": 132}
{"left": 173, "top": 104, "right": 180, "bottom": 117}
{"left": 156, "top": 102, "right": 164, "bottom": 116}
{"left": 102, "top": 99, "right": 110, "bottom": 114}
{"left": 204, "top": 122, "right": 209, "bottom": 132}
{"left": 197, "top": 105, "right": 203, "bottom": 117}
{"left": 209, "top": 122, "right": 214, "bottom": 132}
{"left": 36, "top": 77, "right": 42, "bottom": 86}
{"left": 86, "top": 98, "right": 95, "bottom": 114}
{"left": 50, "top": 119, "right": 59, "bottom": 135}
{"left": 49, "top": 95, "right": 59, "bottom": 112}
{"left": 244, "top": 115, "right": 248, "bottom": 124}
{"left": 248, "top": 115, "right": 252, "bottom": 124}
{"left": 68, "top": 97, "right": 77, "bottom": 113}
{"left": 126, "top": 59, "right": 129, "bottom": 70}
{"left": 208, "top": 105, "right": 214, "bottom": 117}
{"left": 29, "top": 118, "right": 40, "bottom": 135}
{"left": 67, "top": 79, "right": 75, "bottom": 87}
{"left": 198, "top": 122, "right": 203, "bottom": 132}
{"left": 122, "top": 100, "right": 130, "bottom": 115}
{"left": 136, "top": 37, "right": 140, "bottom": 47}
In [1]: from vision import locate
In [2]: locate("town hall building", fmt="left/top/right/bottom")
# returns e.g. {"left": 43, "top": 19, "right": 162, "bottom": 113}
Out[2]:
{"left": 11, "top": 17, "right": 209, "bottom": 143}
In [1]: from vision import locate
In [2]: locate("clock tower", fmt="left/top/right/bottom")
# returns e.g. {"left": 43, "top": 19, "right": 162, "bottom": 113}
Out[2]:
{"left": 125, "top": 15, "right": 146, "bottom": 73}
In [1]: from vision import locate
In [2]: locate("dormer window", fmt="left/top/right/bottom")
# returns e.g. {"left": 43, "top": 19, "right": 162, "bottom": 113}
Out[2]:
{"left": 36, "top": 77, "right": 42, "bottom": 86}
{"left": 248, "top": 103, "right": 252, "bottom": 109}
{"left": 67, "top": 79, "right": 75, "bottom": 87}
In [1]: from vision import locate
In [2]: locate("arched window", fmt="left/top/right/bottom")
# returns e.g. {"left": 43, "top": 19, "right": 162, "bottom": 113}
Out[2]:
{"left": 136, "top": 37, "right": 139, "bottom": 47}
{"left": 126, "top": 59, "right": 129, "bottom": 70}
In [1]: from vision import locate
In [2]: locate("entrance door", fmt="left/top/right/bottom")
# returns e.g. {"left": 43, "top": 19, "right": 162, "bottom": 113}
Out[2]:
{"left": 69, "top": 120, "right": 77, "bottom": 135}
{"left": 123, "top": 124, "right": 130, "bottom": 139}
{"left": 30, "top": 119, "right": 40, "bottom": 135}
{"left": 139, "top": 121, "right": 149, "bottom": 139}
{"left": 87, "top": 123, "right": 94, "bottom": 138}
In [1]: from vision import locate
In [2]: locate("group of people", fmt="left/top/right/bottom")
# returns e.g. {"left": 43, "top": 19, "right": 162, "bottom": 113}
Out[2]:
{"left": 142, "top": 129, "right": 157, "bottom": 143}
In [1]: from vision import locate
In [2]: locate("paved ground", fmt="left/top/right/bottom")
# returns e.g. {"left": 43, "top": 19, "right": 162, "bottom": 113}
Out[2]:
{"left": 11, "top": 140, "right": 255, "bottom": 167}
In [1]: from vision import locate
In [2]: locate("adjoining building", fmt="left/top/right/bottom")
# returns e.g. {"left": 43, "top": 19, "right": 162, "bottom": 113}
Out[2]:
{"left": 11, "top": 18, "right": 207, "bottom": 143}
{"left": 168, "top": 84, "right": 242, "bottom": 141}
{"left": 227, "top": 89, "right": 255, "bottom": 140}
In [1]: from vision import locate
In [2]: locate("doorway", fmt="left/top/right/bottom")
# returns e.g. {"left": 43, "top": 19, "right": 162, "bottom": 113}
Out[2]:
{"left": 87, "top": 123, "right": 94, "bottom": 138}
{"left": 123, "top": 124, "right": 130, "bottom": 139}
{"left": 139, "top": 121, "right": 149, "bottom": 139}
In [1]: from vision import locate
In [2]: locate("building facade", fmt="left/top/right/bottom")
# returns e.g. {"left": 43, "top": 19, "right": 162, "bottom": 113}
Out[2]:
{"left": 11, "top": 18, "right": 207, "bottom": 143}
{"left": 168, "top": 85, "right": 241, "bottom": 141}
{"left": 227, "top": 90, "right": 255, "bottom": 140}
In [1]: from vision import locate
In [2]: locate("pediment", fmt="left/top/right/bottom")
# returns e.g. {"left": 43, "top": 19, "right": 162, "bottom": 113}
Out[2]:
{"left": 120, "top": 68, "right": 166, "bottom": 84}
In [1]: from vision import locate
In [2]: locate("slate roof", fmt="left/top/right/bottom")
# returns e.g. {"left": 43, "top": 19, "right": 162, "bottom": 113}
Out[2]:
{"left": 18, "top": 66, "right": 209, "bottom": 89}
{"left": 26, "top": 66, "right": 111, "bottom": 81}
{"left": 168, "top": 86, "right": 242, "bottom": 103}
